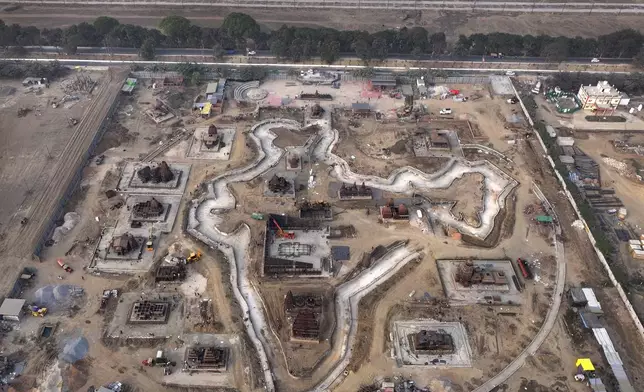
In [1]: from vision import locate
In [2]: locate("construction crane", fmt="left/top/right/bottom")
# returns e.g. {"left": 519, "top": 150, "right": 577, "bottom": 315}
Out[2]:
{"left": 271, "top": 217, "right": 295, "bottom": 239}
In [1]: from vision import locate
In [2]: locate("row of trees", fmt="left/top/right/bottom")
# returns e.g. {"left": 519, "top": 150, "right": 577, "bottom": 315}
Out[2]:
{"left": 1, "top": 14, "right": 643, "bottom": 65}
{"left": 455, "top": 29, "right": 644, "bottom": 61}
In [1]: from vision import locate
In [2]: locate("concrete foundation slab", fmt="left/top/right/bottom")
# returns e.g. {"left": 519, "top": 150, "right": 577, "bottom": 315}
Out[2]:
{"left": 265, "top": 228, "right": 331, "bottom": 276}
{"left": 117, "top": 162, "right": 191, "bottom": 195}
{"left": 187, "top": 127, "right": 236, "bottom": 160}
{"left": 436, "top": 259, "right": 523, "bottom": 305}
{"left": 106, "top": 292, "right": 184, "bottom": 339}
{"left": 393, "top": 320, "right": 472, "bottom": 367}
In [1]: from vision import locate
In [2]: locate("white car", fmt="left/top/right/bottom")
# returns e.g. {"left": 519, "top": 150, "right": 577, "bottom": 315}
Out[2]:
{"left": 439, "top": 108, "right": 452, "bottom": 115}
{"left": 247, "top": 50, "right": 256, "bottom": 56}
{"left": 505, "top": 70, "right": 516, "bottom": 76}
{"left": 591, "top": 58, "right": 600, "bottom": 63}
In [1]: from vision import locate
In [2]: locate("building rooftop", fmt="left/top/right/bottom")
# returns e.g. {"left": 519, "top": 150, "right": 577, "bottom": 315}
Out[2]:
{"left": 0, "top": 298, "right": 25, "bottom": 317}
{"left": 401, "top": 84, "right": 414, "bottom": 97}
{"left": 352, "top": 103, "right": 370, "bottom": 111}
{"left": 371, "top": 75, "right": 397, "bottom": 87}
{"left": 581, "top": 81, "right": 623, "bottom": 97}
{"left": 205, "top": 82, "right": 218, "bottom": 94}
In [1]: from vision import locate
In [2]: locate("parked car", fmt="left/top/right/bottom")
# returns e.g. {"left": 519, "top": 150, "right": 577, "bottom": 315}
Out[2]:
{"left": 505, "top": 70, "right": 516, "bottom": 76}
{"left": 439, "top": 108, "right": 452, "bottom": 115}
{"left": 591, "top": 58, "right": 600, "bottom": 63}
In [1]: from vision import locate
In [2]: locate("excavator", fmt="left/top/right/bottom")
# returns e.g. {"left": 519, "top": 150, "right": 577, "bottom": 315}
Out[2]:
{"left": 186, "top": 251, "right": 202, "bottom": 263}
{"left": 271, "top": 217, "right": 295, "bottom": 239}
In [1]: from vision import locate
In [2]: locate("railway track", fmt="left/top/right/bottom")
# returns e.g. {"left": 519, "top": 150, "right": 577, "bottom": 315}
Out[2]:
{"left": 11, "top": 68, "right": 126, "bottom": 257}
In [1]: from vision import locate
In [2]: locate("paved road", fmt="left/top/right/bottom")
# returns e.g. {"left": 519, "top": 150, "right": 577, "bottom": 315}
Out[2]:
{"left": 5, "top": 0, "right": 644, "bottom": 13}
{"left": 1, "top": 57, "right": 635, "bottom": 75}
{"left": 21, "top": 46, "right": 633, "bottom": 65}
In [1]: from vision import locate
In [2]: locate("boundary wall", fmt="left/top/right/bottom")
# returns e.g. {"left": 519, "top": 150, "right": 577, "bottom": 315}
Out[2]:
{"left": 510, "top": 80, "right": 644, "bottom": 340}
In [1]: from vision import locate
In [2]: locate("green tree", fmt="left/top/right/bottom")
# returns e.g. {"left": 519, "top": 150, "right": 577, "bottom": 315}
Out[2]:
{"left": 190, "top": 71, "right": 201, "bottom": 86}
{"left": 63, "top": 35, "right": 80, "bottom": 55}
{"left": 541, "top": 38, "right": 569, "bottom": 63}
{"left": 320, "top": 39, "right": 340, "bottom": 64}
{"left": 634, "top": 47, "right": 644, "bottom": 69}
{"left": 371, "top": 36, "right": 389, "bottom": 61}
{"left": 159, "top": 15, "right": 191, "bottom": 43}
{"left": 353, "top": 38, "right": 372, "bottom": 64}
{"left": 93, "top": 16, "right": 120, "bottom": 36}
{"left": 139, "top": 37, "right": 156, "bottom": 60}
{"left": 212, "top": 43, "right": 225, "bottom": 60}
{"left": 222, "top": 13, "right": 260, "bottom": 40}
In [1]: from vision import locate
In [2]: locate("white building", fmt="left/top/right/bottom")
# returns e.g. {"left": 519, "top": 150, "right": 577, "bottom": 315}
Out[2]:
{"left": 577, "top": 81, "right": 630, "bottom": 114}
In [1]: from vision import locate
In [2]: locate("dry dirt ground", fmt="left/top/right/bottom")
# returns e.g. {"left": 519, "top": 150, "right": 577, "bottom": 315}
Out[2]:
{"left": 4, "top": 74, "right": 644, "bottom": 392}
{"left": 0, "top": 6, "right": 643, "bottom": 41}
{"left": 0, "top": 71, "right": 107, "bottom": 257}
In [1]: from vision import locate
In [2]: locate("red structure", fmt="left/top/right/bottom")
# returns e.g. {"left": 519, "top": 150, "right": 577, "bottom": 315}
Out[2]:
{"left": 380, "top": 199, "right": 410, "bottom": 220}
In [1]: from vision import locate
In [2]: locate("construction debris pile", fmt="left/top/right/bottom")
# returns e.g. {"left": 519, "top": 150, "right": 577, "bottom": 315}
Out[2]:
{"left": 299, "top": 91, "right": 333, "bottom": 101}
{"left": 61, "top": 74, "right": 97, "bottom": 94}
{"left": 110, "top": 233, "right": 139, "bottom": 255}
{"left": 284, "top": 291, "right": 323, "bottom": 341}
{"left": 145, "top": 99, "right": 175, "bottom": 124}
{"left": 288, "top": 155, "right": 301, "bottom": 169}
{"left": 268, "top": 175, "right": 291, "bottom": 193}
{"left": 338, "top": 182, "right": 373, "bottom": 200}
{"left": 132, "top": 198, "right": 164, "bottom": 219}
{"left": 137, "top": 161, "right": 175, "bottom": 184}
{"left": 184, "top": 347, "right": 229, "bottom": 372}
{"left": 310, "top": 103, "right": 325, "bottom": 118}
{"left": 455, "top": 261, "right": 508, "bottom": 287}
{"left": 299, "top": 201, "right": 333, "bottom": 220}
{"left": 412, "top": 330, "right": 455, "bottom": 354}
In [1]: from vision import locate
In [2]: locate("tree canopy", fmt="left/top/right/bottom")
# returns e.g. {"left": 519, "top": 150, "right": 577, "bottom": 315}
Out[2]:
{"left": 0, "top": 14, "right": 642, "bottom": 65}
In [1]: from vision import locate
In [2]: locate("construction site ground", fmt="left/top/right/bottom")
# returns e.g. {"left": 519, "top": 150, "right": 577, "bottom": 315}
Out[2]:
{"left": 2, "top": 70, "right": 644, "bottom": 392}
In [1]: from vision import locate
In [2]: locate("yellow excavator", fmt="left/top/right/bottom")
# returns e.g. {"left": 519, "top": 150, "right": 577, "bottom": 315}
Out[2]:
{"left": 186, "top": 251, "right": 202, "bottom": 263}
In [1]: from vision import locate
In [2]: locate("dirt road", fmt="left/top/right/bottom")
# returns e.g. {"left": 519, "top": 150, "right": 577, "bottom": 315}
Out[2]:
{"left": 9, "top": 68, "right": 126, "bottom": 257}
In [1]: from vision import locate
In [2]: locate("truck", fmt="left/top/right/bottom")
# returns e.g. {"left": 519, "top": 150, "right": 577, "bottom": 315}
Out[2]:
{"left": 490, "top": 53, "right": 504, "bottom": 58}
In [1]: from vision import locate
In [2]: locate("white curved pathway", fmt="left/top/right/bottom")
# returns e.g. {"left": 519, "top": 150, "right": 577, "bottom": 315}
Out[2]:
{"left": 188, "top": 115, "right": 517, "bottom": 391}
